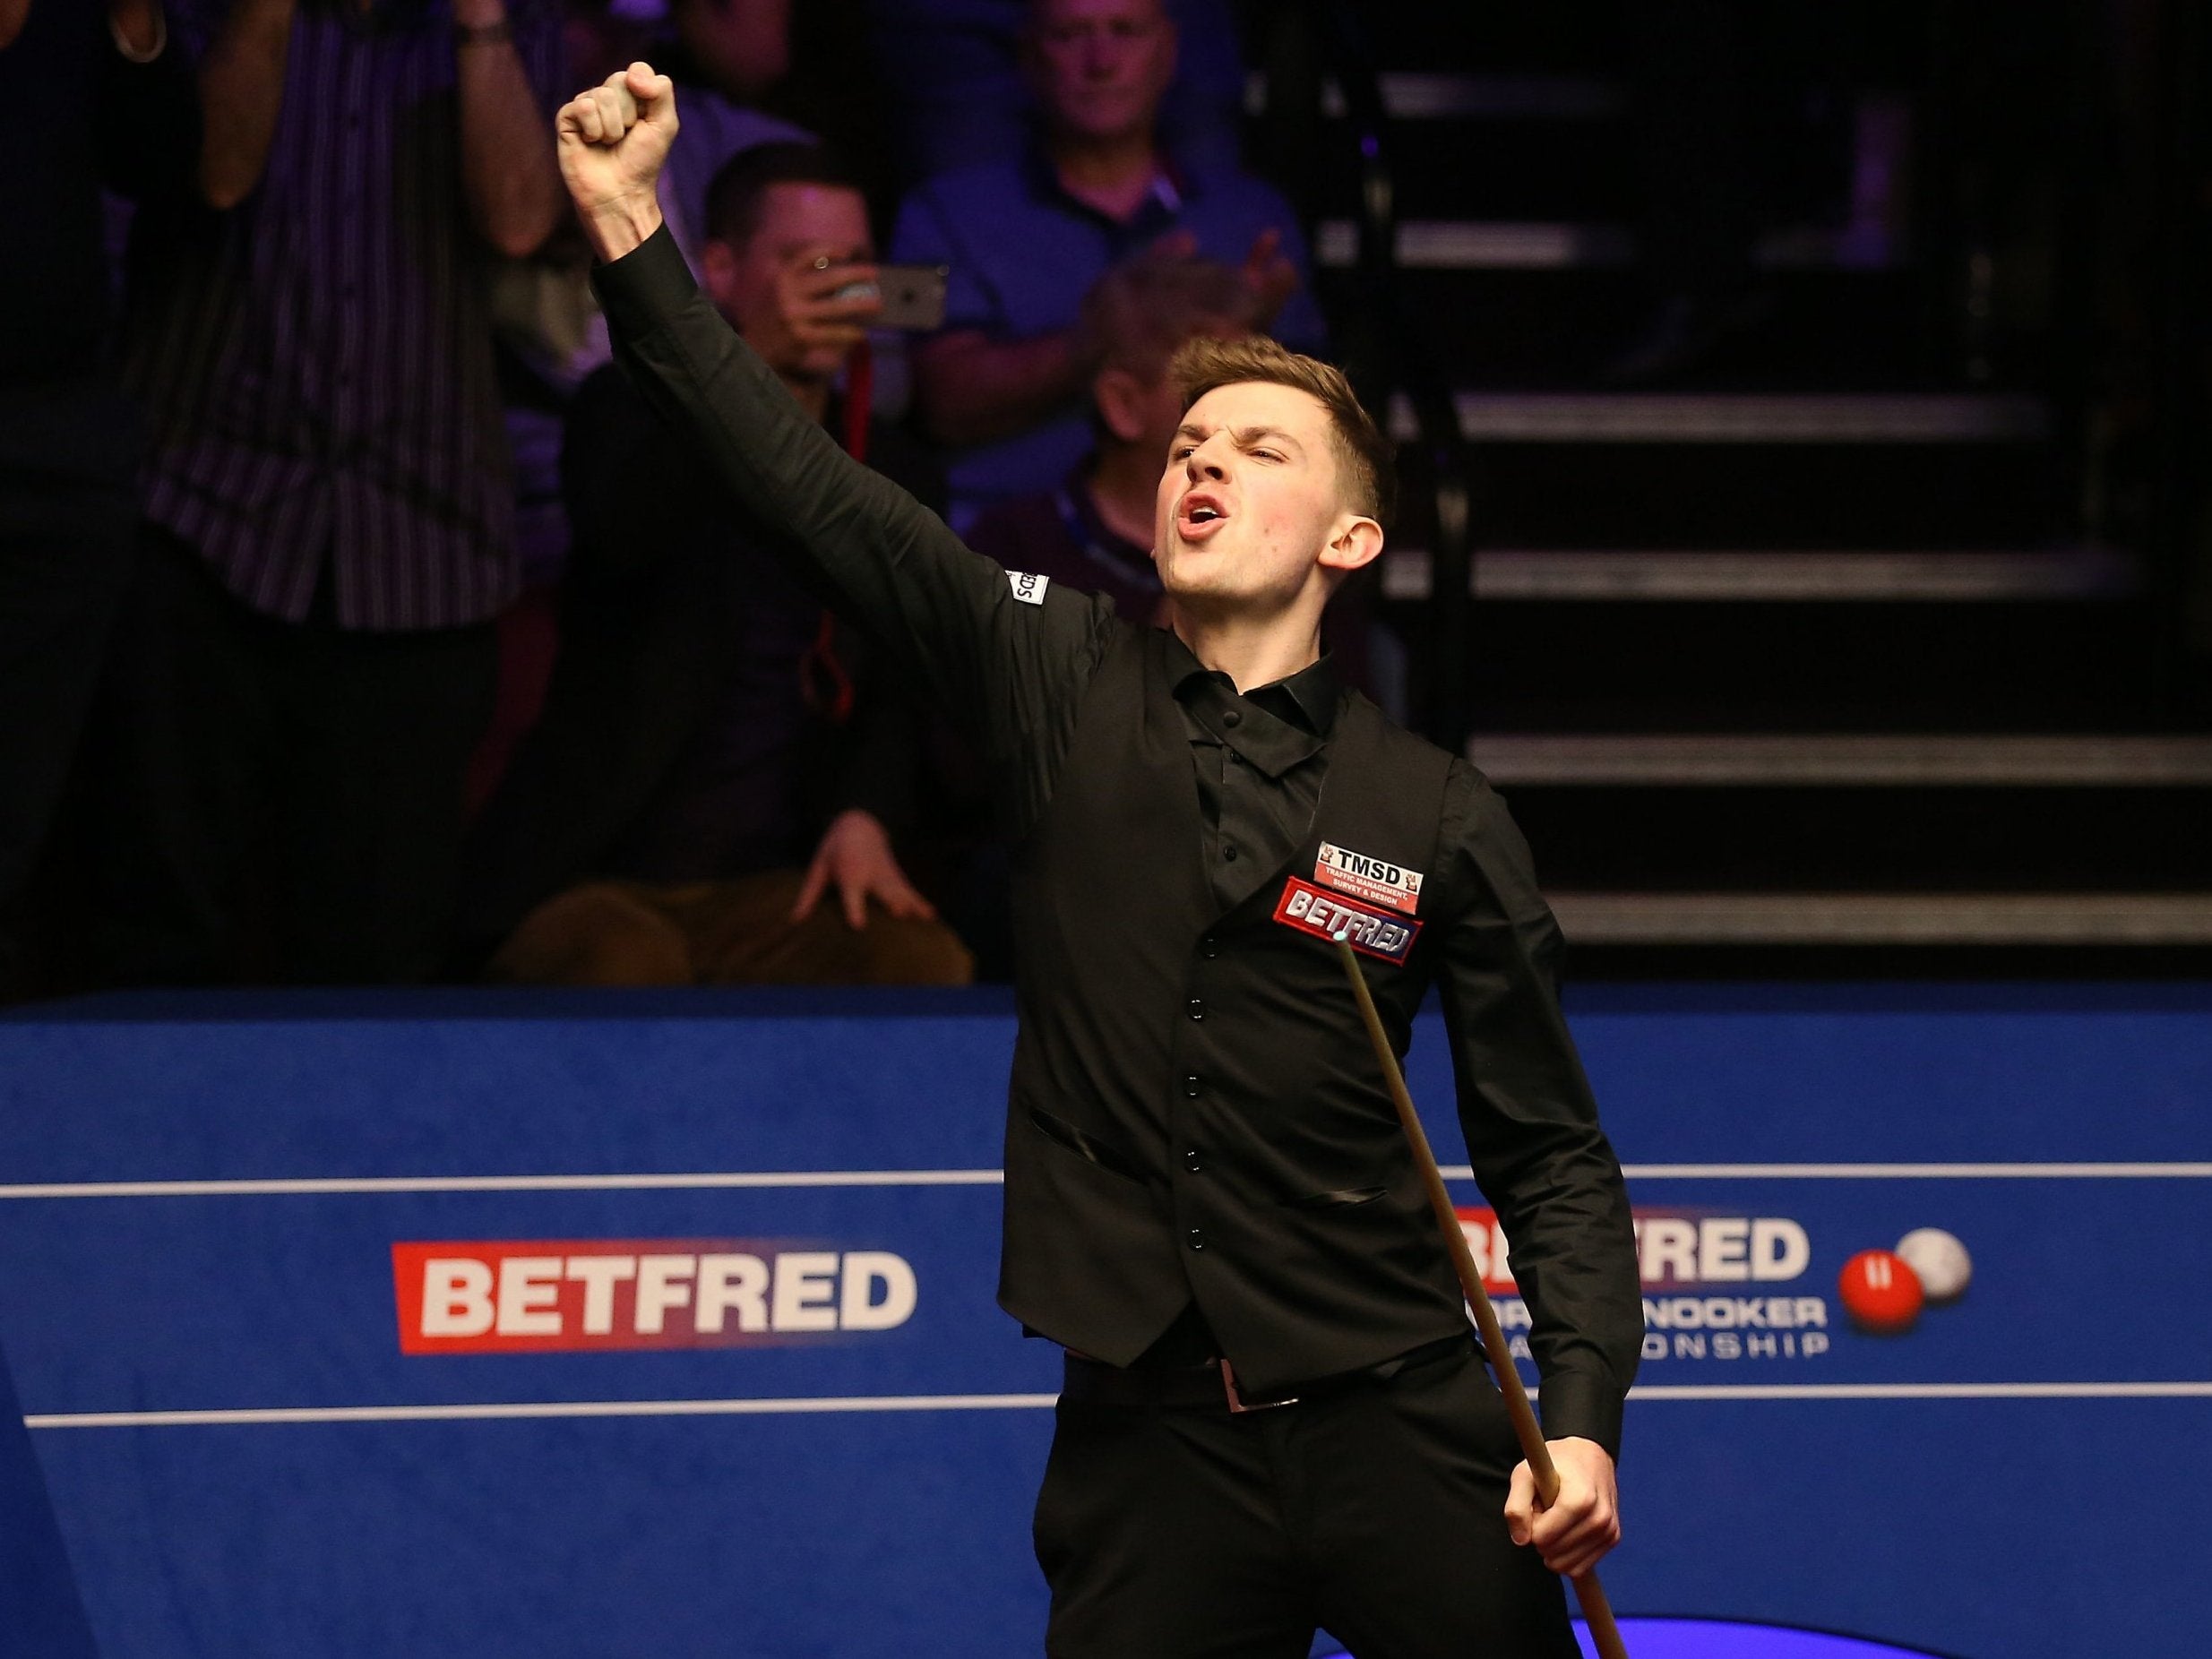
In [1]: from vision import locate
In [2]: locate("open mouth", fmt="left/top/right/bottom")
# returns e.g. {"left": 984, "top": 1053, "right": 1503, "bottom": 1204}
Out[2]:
{"left": 1177, "top": 494, "right": 1229, "bottom": 540}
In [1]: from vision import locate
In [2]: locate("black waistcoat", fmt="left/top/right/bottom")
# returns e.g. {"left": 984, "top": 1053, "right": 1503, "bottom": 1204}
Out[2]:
{"left": 1000, "top": 625, "right": 1468, "bottom": 1390}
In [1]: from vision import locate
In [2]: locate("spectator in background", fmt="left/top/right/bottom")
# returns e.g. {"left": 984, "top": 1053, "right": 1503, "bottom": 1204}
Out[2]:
{"left": 88, "top": 0, "right": 569, "bottom": 985}
{"left": 458, "top": 144, "right": 973, "bottom": 986}
{"left": 647, "top": 0, "right": 921, "bottom": 413}
{"left": 862, "top": 0, "right": 1249, "bottom": 185}
{"left": 649, "top": 0, "right": 891, "bottom": 254}
{"left": 967, "top": 250, "right": 1375, "bottom": 692}
{"left": 0, "top": 0, "right": 196, "bottom": 994}
{"left": 891, "top": 0, "right": 1323, "bottom": 530}
{"left": 655, "top": 0, "right": 810, "bottom": 264}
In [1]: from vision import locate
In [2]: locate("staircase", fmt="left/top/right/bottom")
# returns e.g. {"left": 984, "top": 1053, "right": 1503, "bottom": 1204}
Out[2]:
{"left": 1270, "top": 2, "right": 2212, "bottom": 976}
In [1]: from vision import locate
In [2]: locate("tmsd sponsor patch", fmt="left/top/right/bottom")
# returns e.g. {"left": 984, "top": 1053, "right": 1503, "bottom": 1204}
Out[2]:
{"left": 1008, "top": 570, "right": 1050, "bottom": 606}
{"left": 392, "top": 1238, "right": 917, "bottom": 1354}
{"left": 1313, "top": 841, "right": 1424, "bottom": 915}
{"left": 1273, "top": 876, "right": 1421, "bottom": 964}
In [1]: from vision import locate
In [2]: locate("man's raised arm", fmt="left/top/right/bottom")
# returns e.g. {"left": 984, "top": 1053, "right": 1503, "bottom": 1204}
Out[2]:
{"left": 555, "top": 65, "right": 1106, "bottom": 743}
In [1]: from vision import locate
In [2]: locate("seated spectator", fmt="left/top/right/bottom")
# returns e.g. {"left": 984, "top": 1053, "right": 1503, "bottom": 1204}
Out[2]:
{"left": 891, "top": 0, "right": 1324, "bottom": 529}
{"left": 861, "top": 0, "right": 1249, "bottom": 185}
{"left": 656, "top": 0, "right": 812, "bottom": 264}
{"left": 648, "top": 0, "right": 918, "bottom": 416}
{"left": 458, "top": 144, "right": 972, "bottom": 986}
{"left": 965, "top": 251, "right": 1377, "bottom": 692}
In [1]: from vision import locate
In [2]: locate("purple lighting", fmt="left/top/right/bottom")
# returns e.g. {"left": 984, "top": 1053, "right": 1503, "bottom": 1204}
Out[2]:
{"left": 1576, "top": 1620, "right": 1946, "bottom": 1658}
{"left": 1319, "top": 1620, "right": 1946, "bottom": 1659}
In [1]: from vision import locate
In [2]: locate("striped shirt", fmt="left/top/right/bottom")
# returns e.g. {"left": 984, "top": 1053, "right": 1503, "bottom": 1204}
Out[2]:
{"left": 123, "top": 0, "right": 567, "bottom": 631}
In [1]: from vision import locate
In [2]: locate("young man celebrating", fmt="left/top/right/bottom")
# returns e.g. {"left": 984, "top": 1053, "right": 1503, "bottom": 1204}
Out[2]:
{"left": 558, "top": 65, "right": 1640, "bottom": 1658}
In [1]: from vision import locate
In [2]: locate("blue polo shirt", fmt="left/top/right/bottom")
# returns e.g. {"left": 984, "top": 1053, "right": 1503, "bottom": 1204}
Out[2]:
{"left": 890, "top": 146, "right": 1328, "bottom": 529}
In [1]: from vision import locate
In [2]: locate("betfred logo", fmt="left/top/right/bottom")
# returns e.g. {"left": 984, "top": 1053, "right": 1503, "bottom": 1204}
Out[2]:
{"left": 1456, "top": 1207, "right": 1812, "bottom": 1293}
{"left": 392, "top": 1240, "right": 917, "bottom": 1355}
{"left": 1273, "top": 876, "right": 1422, "bottom": 964}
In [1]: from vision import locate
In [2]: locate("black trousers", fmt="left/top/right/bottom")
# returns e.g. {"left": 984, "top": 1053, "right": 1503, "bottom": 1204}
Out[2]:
{"left": 0, "top": 465, "right": 134, "bottom": 977}
{"left": 1033, "top": 1346, "right": 1579, "bottom": 1659}
{"left": 85, "top": 526, "right": 497, "bottom": 984}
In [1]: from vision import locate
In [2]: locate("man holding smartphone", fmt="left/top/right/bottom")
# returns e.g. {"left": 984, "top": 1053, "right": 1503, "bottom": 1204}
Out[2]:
{"left": 461, "top": 142, "right": 972, "bottom": 986}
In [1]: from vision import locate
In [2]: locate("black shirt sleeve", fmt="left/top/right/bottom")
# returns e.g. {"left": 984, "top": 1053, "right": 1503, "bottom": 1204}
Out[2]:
{"left": 1433, "top": 762, "right": 1643, "bottom": 1460}
{"left": 590, "top": 227, "right": 1116, "bottom": 835}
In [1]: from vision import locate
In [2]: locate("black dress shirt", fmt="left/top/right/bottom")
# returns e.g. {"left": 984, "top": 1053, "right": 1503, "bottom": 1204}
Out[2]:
{"left": 1172, "top": 642, "right": 1338, "bottom": 914}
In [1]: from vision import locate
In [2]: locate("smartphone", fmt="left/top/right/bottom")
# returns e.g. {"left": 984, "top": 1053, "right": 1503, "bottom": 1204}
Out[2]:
{"left": 838, "top": 264, "right": 949, "bottom": 332}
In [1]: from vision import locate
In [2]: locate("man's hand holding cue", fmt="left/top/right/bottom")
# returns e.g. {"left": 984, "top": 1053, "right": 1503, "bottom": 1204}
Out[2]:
{"left": 1509, "top": 1437, "right": 1622, "bottom": 1577}
{"left": 557, "top": 61, "right": 676, "bottom": 264}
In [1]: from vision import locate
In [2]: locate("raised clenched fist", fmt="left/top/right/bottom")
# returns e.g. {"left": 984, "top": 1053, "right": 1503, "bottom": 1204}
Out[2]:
{"left": 555, "top": 62, "right": 680, "bottom": 262}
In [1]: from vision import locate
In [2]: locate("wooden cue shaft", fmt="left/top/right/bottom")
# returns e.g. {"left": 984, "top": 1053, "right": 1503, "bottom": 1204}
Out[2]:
{"left": 1331, "top": 936, "right": 1631, "bottom": 1659}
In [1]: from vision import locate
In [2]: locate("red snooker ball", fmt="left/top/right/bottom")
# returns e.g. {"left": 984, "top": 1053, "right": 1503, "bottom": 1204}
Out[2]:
{"left": 1838, "top": 1249, "right": 1924, "bottom": 1334}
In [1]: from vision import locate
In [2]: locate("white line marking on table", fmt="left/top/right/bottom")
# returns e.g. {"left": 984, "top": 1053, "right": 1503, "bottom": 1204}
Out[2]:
{"left": 0, "top": 1170, "right": 1008, "bottom": 1199}
{"left": 1613, "top": 1163, "right": 2212, "bottom": 1179}
{"left": 25, "top": 1380, "right": 2211, "bottom": 1429}
{"left": 4, "top": 1163, "right": 2206, "bottom": 1199}
{"left": 1626, "top": 1382, "right": 2212, "bottom": 1401}
{"left": 24, "top": 1393, "right": 1061, "bottom": 1429}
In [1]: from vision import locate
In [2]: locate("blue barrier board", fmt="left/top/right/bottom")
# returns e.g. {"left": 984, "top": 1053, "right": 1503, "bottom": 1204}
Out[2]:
{"left": 1, "top": 985, "right": 2207, "bottom": 1657}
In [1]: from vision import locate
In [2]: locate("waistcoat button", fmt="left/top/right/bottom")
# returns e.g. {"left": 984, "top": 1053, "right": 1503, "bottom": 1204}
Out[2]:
{"left": 1183, "top": 1150, "right": 1203, "bottom": 1173}
{"left": 1182, "top": 1074, "right": 1201, "bottom": 1097}
{"left": 1187, "top": 1227, "right": 1207, "bottom": 1250}
{"left": 1223, "top": 710, "right": 1242, "bottom": 727}
{"left": 1222, "top": 845, "right": 1238, "bottom": 862}
{"left": 1187, "top": 998, "right": 1205, "bottom": 1020}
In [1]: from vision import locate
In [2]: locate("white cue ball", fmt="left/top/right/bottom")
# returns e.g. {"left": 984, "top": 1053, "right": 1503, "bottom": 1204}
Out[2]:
{"left": 1895, "top": 1227, "right": 1972, "bottom": 1303}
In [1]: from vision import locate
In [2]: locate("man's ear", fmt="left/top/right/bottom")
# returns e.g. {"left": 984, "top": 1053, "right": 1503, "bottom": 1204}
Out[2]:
{"left": 1319, "top": 512, "right": 1384, "bottom": 576}
{"left": 1093, "top": 367, "right": 1150, "bottom": 445}
{"left": 699, "top": 239, "right": 738, "bottom": 312}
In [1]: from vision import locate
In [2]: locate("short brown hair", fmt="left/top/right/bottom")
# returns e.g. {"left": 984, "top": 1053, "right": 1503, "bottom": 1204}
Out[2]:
{"left": 1169, "top": 336, "right": 1397, "bottom": 529}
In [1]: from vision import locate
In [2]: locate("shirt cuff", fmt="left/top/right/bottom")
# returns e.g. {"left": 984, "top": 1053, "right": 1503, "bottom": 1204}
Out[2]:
{"left": 1536, "top": 1368, "right": 1625, "bottom": 1465}
{"left": 589, "top": 222, "right": 699, "bottom": 342}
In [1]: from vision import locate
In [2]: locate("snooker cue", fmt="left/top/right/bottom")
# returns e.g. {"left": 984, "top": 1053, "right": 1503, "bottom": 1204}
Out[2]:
{"left": 1330, "top": 933, "right": 1630, "bottom": 1659}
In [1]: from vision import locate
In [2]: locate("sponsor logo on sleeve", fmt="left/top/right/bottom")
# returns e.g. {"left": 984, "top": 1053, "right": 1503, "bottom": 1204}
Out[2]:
{"left": 1313, "top": 842, "right": 1424, "bottom": 915}
{"left": 1273, "top": 876, "right": 1422, "bottom": 964}
{"left": 391, "top": 1238, "right": 917, "bottom": 1354}
{"left": 1008, "top": 571, "right": 1050, "bottom": 606}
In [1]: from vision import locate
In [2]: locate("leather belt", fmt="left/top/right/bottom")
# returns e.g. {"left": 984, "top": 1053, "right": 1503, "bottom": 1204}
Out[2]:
{"left": 1060, "top": 1331, "right": 1476, "bottom": 1413}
